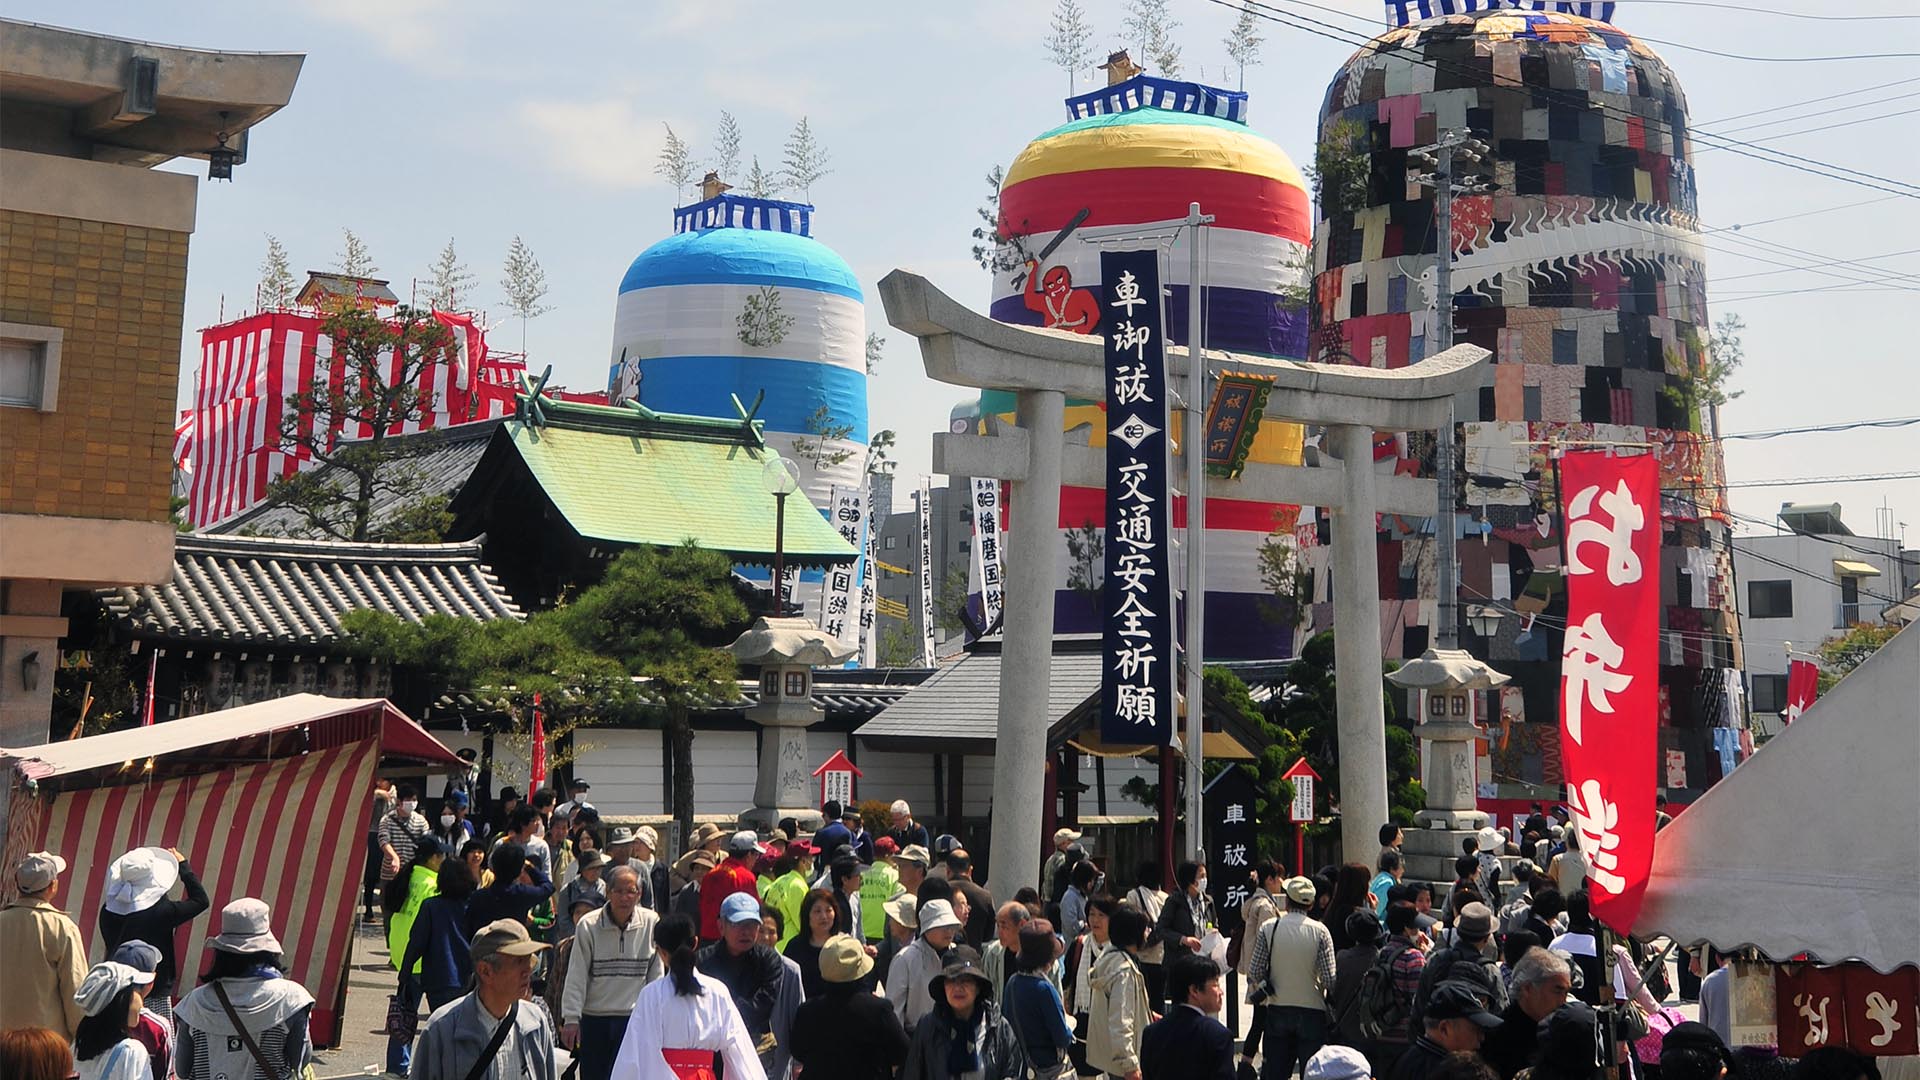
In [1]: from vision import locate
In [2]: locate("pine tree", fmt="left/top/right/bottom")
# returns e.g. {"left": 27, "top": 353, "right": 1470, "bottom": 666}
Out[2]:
{"left": 335, "top": 228, "right": 377, "bottom": 278}
{"left": 1224, "top": 0, "right": 1264, "bottom": 90}
{"left": 655, "top": 123, "right": 696, "bottom": 201}
{"left": 499, "top": 236, "right": 552, "bottom": 357}
{"left": 1125, "top": 0, "right": 1182, "bottom": 77}
{"left": 744, "top": 156, "right": 781, "bottom": 199}
{"left": 259, "top": 234, "right": 296, "bottom": 311}
{"left": 1046, "top": 0, "right": 1096, "bottom": 93}
{"left": 780, "top": 117, "right": 832, "bottom": 202}
{"left": 425, "top": 238, "right": 476, "bottom": 312}
{"left": 712, "top": 111, "right": 743, "bottom": 183}
{"left": 865, "top": 332, "right": 885, "bottom": 376}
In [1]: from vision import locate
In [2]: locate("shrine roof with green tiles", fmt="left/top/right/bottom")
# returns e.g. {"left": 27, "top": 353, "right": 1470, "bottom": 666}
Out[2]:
{"left": 451, "top": 392, "right": 857, "bottom": 566}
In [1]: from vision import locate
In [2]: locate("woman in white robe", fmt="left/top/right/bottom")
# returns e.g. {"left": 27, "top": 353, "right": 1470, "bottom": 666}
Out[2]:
{"left": 611, "top": 913, "right": 766, "bottom": 1080}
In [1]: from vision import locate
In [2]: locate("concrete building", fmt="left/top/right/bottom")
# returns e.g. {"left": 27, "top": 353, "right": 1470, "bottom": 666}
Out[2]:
{"left": 0, "top": 21, "right": 303, "bottom": 745}
{"left": 1733, "top": 503, "right": 1916, "bottom": 718}
{"left": 873, "top": 475, "right": 976, "bottom": 660}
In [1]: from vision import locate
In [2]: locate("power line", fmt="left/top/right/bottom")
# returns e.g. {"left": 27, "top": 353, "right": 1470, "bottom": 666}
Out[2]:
{"left": 1696, "top": 106, "right": 1920, "bottom": 149}
{"left": 1610, "top": 0, "right": 1920, "bottom": 20}
{"left": 1702, "top": 470, "right": 1920, "bottom": 490}
{"left": 1711, "top": 246, "right": 1920, "bottom": 285}
{"left": 1721, "top": 415, "right": 1920, "bottom": 440}
{"left": 1705, "top": 84, "right": 1920, "bottom": 132}
{"left": 1629, "top": 36, "right": 1920, "bottom": 63}
{"left": 1699, "top": 196, "right": 1902, "bottom": 234}
{"left": 1207, "top": 0, "right": 1920, "bottom": 198}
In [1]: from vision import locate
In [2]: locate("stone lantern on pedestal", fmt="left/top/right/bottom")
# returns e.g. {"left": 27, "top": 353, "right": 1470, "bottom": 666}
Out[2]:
{"left": 727, "top": 615, "right": 857, "bottom": 831}
{"left": 1386, "top": 648, "right": 1510, "bottom": 884}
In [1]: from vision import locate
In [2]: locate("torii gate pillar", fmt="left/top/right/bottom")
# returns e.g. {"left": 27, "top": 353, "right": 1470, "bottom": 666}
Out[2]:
{"left": 881, "top": 270, "right": 1490, "bottom": 888}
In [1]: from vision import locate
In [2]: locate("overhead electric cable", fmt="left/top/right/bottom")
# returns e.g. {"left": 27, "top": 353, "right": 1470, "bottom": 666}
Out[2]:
{"left": 1200, "top": 0, "right": 1920, "bottom": 198}
{"left": 1721, "top": 415, "right": 1920, "bottom": 440}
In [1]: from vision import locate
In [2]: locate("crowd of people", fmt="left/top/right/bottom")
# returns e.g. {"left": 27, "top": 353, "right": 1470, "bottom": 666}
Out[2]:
{"left": 0, "top": 779, "right": 1889, "bottom": 1080}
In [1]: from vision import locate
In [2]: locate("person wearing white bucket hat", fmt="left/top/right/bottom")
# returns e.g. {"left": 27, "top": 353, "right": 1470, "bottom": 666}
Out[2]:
{"left": 98, "top": 845, "right": 210, "bottom": 1022}
{"left": 173, "top": 899, "right": 315, "bottom": 1080}
{"left": 72, "top": 959, "right": 155, "bottom": 1080}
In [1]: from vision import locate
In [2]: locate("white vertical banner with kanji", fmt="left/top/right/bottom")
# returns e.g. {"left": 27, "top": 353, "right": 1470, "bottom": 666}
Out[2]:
{"left": 917, "top": 477, "right": 936, "bottom": 667}
{"left": 859, "top": 476, "right": 878, "bottom": 668}
{"left": 821, "top": 485, "right": 865, "bottom": 654}
{"left": 1558, "top": 449, "right": 1660, "bottom": 931}
{"left": 969, "top": 477, "right": 1006, "bottom": 635}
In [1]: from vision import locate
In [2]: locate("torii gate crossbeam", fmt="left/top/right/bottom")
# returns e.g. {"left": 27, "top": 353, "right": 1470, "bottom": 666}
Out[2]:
{"left": 881, "top": 269, "right": 1491, "bottom": 891}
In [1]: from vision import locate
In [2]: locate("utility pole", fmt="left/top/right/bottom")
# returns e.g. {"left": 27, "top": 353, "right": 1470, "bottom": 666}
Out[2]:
{"left": 1183, "top": 201, "right": 1214, "bottom": 864}
{"left": 1411, "top": 131, "right": 1491, "bottom": 650}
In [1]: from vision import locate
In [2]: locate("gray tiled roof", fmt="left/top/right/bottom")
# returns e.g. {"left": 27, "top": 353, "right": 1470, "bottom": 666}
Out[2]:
{"left": 210, "top": 419, "right": 502, "bottom": 537}
{"left": 856, "top": 635, "right": 1105, "bottom": 743}
{"left": 98, "top": 533, "right": 522, "bottom": 645}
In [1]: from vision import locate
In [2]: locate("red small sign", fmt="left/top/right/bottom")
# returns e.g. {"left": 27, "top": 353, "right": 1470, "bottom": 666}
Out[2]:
{"left": 1283, "top": 758, "right": 1321, "bottom": 824}
{"left": 814, "top": 749, "right": 862, "bottom": 809}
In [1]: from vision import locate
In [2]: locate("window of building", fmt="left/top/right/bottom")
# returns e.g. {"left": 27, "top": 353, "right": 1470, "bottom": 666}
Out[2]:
{"left": 884, "top": 536, "right": 898, "bottom": 551}
{"left": 0, "top": 324, "right": 63, "bottom": 411}
{"left": 959, "top": 539, "right": 970, "bottom": 552}
{"left": 1747, "top": 580, "right": 1793, "bottom": 619}
{"left": 1750, "top": 673, "right": 1788, "bottom": 714}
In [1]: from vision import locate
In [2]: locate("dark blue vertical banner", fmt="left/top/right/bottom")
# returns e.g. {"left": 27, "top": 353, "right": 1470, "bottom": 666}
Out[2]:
{"left": 1204, "top": 764, "right": 1260, "bottom": 934}
{"left": 1100, "top": 248, "right": 1177, "bottom": 747}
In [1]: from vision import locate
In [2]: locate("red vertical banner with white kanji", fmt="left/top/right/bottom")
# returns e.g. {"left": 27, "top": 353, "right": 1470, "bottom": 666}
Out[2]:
{"left": 1558, "top": 450, "right": 1659, "bottom": 932}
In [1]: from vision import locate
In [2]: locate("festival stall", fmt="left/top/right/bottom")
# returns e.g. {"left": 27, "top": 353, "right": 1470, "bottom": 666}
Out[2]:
{"left": 1636, "top": 622, "right": 1919, "bottom": 1055}
{"left": 0, "top": 694, "right": 463, "bottom": 1046}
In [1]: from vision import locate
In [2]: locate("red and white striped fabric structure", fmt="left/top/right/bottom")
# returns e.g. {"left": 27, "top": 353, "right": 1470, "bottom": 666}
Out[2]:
{"left": 37, "top": 742, "right": 377, "bottom": 1042}
{"left": 183, "top": 310, "right": 522, "bottom": 529}
{"left": 0, "top": 695, "right": 461, "bottom": 1046}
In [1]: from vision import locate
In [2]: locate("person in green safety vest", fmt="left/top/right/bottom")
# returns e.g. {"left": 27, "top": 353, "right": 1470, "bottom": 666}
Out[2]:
{"left": 860, "top": 837, "right": 904, "bottom": 943}
{"left": 761, "top": 839, "right": 817, "bottom": 950}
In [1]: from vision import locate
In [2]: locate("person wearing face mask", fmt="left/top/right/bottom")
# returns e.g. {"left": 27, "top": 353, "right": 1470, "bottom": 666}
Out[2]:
{"left": 434, "top": 791, "right": 476, "bottom": 847}
{"left": 1153, "top": 861, "right": 1215, "bottom": 974}
{"left": 378, "top": 785, "right": 430, "bottom": 886}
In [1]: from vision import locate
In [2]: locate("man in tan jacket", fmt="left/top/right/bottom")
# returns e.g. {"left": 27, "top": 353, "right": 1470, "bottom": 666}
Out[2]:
{"left": 0, "top": 851, "right": 87, "bottom": 1038}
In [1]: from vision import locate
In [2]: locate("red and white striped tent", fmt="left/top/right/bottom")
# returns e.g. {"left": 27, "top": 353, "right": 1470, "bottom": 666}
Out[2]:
{"left": 0, "top": 695, "right": 462, "bottom": 1045}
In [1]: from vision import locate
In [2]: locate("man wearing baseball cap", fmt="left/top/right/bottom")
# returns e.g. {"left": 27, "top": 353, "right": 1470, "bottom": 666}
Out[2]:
{"left": 1395, "top": 981, "right": 1504, "bottom": 1080}
{"left": 698, "top": 830, "right": 765, "bottom": 941}
{"left": 695, "top": 891, "right": 786, "bottom": 1070}
{"left": 0, "top": 850, "right": 86, "bottom": 1037}
{"left": 1411, "top": 902, "right": 1506, "bottom": 1031}
{"left": 413, "top": 919, "right": 556, "bottom": 1080}
{"left": 761, "top": 837, "right": 817, "bottom": 949}
{"left": 1247, "top": 876, "right": 1337, "bottom": 1080}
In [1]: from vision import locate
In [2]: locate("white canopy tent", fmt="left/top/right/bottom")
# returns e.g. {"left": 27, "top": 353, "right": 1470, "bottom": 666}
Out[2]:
{"left": 1636, "top": 622, "right": 1920, "bottom": 973}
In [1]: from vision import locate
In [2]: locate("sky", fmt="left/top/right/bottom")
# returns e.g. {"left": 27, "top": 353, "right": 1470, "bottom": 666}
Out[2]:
{"left": 19, "top": 0, "right": 1920, "bottom": 549}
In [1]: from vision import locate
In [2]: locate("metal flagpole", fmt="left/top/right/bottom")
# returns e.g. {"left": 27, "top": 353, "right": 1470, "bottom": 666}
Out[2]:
{"left": 1183, "top": 201, "right": 1214, "bottom": 862}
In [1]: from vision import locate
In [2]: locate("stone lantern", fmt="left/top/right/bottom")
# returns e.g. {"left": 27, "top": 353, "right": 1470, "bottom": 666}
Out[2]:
{"left": 1386, "top": 647, "right": 1510, "bottom": 884}
{"left": 727, "top": 615, "right": 857, "bottom": 830}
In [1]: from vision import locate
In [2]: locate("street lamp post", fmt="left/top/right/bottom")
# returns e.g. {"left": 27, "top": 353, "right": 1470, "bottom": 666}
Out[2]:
{"left": 763, "top": 454, "right": 801, "bottom": 615}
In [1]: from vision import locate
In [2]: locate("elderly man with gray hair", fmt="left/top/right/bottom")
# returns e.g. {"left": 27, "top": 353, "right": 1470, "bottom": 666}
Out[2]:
{"left": 982, "top": 900, "right": 1033, "bottom": 996}
{"left": 561, "top": 865, "right": 660, "bottom": 1080}
{"left": 1480, "top": 947, "right": 1573, "bottom": 1079}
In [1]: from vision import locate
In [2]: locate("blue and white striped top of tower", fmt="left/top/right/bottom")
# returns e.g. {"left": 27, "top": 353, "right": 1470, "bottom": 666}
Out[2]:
{"left": 609, "top": 182, "right": 869, "bottom": 509}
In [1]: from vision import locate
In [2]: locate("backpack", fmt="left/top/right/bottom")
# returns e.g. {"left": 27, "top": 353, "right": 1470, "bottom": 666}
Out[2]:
{"left": 1359, "top": 941, "right": 1414, "bottom": 1040}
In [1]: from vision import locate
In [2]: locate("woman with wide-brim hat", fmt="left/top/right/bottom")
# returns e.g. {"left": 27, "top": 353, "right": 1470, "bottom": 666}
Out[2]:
{"left": 97, "top": 846, "right": 209, "bottom": 1023}
{"left": 173, "top": 899, "right": 314, "bottom": 1080}
{"left": 790, "top": 933, "right": 909, "bottom": 1079}
{"left": 902, "top": 945, "right": 1028, "bottom": 1080}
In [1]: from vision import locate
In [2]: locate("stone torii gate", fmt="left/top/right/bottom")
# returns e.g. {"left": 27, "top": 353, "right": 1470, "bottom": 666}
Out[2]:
{"left": 880, "top": 270, "right": 1491, "bottom": 891}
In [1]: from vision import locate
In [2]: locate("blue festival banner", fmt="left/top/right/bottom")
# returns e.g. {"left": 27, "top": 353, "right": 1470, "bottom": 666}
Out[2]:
{"left": 1100, "top": 248, "right": 1178, "bottom": 747}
